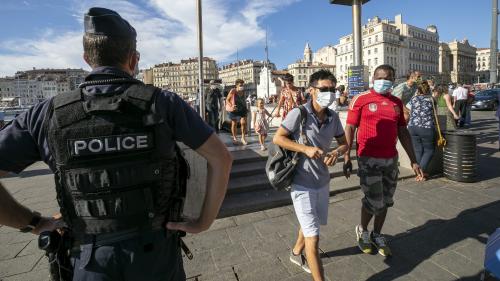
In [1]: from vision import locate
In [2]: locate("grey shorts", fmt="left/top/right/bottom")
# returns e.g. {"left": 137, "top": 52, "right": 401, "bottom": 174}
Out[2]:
{"left": 357, "top": 156, "right": 399, "bottom": 215}
{"left": 290, "top": 184, "right": 329, "bottom": 237}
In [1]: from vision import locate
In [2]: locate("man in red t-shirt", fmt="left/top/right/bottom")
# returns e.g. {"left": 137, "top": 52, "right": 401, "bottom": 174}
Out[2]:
{"left": 343, "top": 65, "right": 424, "bottom": 257}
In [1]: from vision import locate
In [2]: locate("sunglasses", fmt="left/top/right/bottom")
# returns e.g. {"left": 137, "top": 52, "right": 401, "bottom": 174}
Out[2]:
{"left": 312, "top": 86, "right": 336, "bottom": 92}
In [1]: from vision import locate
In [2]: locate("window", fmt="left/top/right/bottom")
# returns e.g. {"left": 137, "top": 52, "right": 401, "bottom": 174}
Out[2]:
{"left": 375, "top": 35, "right": 378, "bottom": 42}
{"left": 374, "top": 47, "right": 378, "bottom": 54}
{"left": 368, "top": 50, "right": 371, "bottom": 55}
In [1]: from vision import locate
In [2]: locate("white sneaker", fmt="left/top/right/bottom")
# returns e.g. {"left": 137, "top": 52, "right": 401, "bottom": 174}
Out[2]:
{"left": 289, "top": 250, "right": 311, "bottom": 274}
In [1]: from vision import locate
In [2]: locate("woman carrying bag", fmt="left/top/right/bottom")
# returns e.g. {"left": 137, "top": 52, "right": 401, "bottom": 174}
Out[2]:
{"left": 406, "top": 81, "right": 436, "bottom": 181}
{"left": 226, "top": 79, "right": 248, "bottom": 145}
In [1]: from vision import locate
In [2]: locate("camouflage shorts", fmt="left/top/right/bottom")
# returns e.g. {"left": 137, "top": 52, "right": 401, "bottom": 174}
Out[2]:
{"left": 357, "top": 156, "right": 399, "bottom": 215}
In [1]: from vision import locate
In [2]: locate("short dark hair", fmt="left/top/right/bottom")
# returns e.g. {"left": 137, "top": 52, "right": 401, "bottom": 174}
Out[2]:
{"left": 282, "top": 73, "right": 294, "bottom": 82}
{"left": 309, "top": 69, "right": 337, "bottom": 87}
{"left": 338, "top": 85, "right": 345, "bottom": 92}
{"left": 374, "top": 64, "right": 395, "bottom": 78}
{"left": 405, "top": 72, "right": 412, "bottom": 80}
{"left": 235, "top": 79, "right": 245, "bottom": 86}
{"left": 83, "top": 34, "right": 136, "bottom": 68}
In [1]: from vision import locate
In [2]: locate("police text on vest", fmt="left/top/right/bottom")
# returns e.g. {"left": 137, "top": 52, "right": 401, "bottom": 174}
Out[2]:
{"left": 69, "top": 134, "right": 152, "bottom": 157}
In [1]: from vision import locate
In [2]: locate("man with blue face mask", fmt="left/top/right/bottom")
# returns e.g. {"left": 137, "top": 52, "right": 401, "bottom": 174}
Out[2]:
{"left": 344, "top": 65, "right": 424, "bottom": 258}
{"left": 274, "top": 70, "right": 348, "bottom": 281}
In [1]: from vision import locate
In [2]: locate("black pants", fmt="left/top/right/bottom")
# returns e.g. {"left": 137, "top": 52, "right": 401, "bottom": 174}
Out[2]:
{"left": 206, "top": 110, "right": 219, "bottom": 133}
{"left": 454, "top": 100, "right": 467, "bottom": 127}
{"left": 408, "top": 126, "right": 435, "bottom": 172}
{"left": 71, "top": 231, "right": 185, "bottom": 281}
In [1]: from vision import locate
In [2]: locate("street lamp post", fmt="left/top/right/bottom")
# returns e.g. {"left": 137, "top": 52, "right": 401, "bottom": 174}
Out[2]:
{"left": 329, "top": 0, "right": 370, "bottom": 67}
{"left": 196, "top": 0, "right": 205, "bottom": 119}
{"left": 491, "top": 0, "right": 499, "bottom": 84}
{"left": 330, "top": 0, "right": 370, "bottom": 96}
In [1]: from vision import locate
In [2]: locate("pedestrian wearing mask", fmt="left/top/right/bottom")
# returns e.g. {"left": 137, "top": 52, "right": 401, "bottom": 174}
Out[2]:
{"left": 205, "top": 80, "right": 223, "bottom": 133}
{"left": 274, "top": 70, "right": 347, "bottom": 281}
{"left": 392, "top": 71, "right": 421, "bottom": 122}
{"left": 344, "top": 65, "right": 423, "bottom": 257}
{"left": 226, "top": 79, "right": 248, "bottom": 145}
{"left": 406, "top": 81, "right": 436, "bottom": 180}
{"left": 275, "top": 74, "right": 305, "bottom": 119}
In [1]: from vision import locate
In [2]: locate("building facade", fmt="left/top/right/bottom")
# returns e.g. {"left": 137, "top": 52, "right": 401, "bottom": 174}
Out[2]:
{"left": 476, "top": 48, "right": 500, "bottom": 83}
{"left": 335, "top": 14, "right": 439, "bottom": 86}
{"left": 152, "top": 57, "right": 218, "bottom": 98}
{"left": 256, "top": 67, "right": 290, "bottom": 99}
{"left": 393, "top": 15, "right": 439, "bottom": 79}
{"left": 287, "top": 43, "right": 336, "bottom": 88}
{"left": 0, "top": 78, "right": 15, "bottom": 100}
{"left": 139, "top": 68, "right": 154, "bottom": 85}
{"left": 0, "top": 68, "right": 87, "bottom": 107}
{"left": 313, "top": 45, "right": 337, "bottom": 65}
{"left": 218, "top": 60, "right": 276, "bottom": 96}
{"left": 439, "top": 39, "right": 477, "bottom": 84}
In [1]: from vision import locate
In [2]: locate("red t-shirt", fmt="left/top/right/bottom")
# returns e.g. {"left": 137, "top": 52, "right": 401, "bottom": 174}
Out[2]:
{"left": 346, "top": 89, "right": 406, "bottom": 158}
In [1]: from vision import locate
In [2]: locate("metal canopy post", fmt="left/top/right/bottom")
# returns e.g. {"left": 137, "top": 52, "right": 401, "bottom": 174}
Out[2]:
{"left": 329, "top": 0, "right": 370, "bottom": 67}
{"left": 491, "top": 0, "right": 499, "bottom": 84}
{"left": 197, "top": 0, "right": 205, "bottom": 119}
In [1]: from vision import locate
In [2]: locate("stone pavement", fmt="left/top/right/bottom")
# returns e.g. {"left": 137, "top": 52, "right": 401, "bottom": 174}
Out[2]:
{"left": 0, "top": 111, "right": 499, "bottom": 281}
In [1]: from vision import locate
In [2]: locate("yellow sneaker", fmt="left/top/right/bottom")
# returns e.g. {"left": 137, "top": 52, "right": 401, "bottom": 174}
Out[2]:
{"left": 356, "top": 225, "right": 372, "bottom": 254}
{"left": 371, "top": 232, "right": 392, "bottom": 257}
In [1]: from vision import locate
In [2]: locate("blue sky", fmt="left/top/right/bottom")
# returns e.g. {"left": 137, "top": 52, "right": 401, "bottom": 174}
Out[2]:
{"left": 0, "top": 0, "right": 494, "bottom": 77}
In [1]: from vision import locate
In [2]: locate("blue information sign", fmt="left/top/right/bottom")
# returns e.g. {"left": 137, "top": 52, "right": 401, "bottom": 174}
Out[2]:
{"left": 348, "top": 65, "right": 368, "bottom": 97}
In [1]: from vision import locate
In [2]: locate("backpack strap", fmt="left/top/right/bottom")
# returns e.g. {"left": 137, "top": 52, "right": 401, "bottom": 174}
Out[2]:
{"left": 298, "top": 105, "right": 309, "bottom": 145}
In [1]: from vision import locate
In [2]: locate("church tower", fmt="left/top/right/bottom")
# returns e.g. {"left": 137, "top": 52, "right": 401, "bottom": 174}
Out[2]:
{"left": 303, "top": 42, "right": 313, "bottom": 63}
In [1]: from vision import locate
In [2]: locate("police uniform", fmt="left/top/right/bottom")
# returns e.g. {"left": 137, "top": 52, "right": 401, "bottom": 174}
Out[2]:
{"left": 0, "top": 8, "right": 213, "bottom": 281}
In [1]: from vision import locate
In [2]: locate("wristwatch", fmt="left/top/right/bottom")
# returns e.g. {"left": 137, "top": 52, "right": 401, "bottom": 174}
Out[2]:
{"left": 19, "top": 211, "right": 42, "bottom": 233}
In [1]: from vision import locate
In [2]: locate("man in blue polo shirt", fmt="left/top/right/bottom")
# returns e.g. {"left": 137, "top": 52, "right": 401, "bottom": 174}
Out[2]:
{"left": 273, "top": 70, "right": 347, "bottom": 281}
{"left": 0, "top": 7, "right": 232, "bottom": 281}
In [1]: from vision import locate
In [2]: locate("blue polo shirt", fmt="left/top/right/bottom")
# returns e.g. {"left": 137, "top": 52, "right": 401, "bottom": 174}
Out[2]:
{"left": 0, "top": 67, "right": 214, "bottom": 174}
{"left": 281, "top": 101, "right": 345, "bottom": 188}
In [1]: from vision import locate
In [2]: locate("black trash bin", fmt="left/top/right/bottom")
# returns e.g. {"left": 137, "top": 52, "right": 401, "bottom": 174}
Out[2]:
{"left": 443, "top": 130, "right": 477, "bottom": 182}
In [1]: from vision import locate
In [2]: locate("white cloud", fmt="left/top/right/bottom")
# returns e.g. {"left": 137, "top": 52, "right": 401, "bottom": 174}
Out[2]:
{"left": 0, "top": 31, "right": 88, "bottom": 77}
{"left": 0, "top": 0, "right": 299, "bottom": 77}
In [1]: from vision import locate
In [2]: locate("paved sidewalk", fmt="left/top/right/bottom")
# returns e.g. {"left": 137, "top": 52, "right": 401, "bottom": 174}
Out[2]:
{"left": 182, "top": 176, "right": 500, "bottom": 281}
{"left": 0, "top": 112, "right": 499, "bottom": 281}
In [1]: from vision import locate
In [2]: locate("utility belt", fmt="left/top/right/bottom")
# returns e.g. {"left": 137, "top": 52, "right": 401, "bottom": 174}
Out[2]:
{"left": 39, "top": 225, "right": 192, "bottom": 281}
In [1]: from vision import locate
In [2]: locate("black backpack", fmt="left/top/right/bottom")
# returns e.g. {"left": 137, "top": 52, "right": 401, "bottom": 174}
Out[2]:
{"left": 265, "top": 106, "right": 308, "bottom": 191}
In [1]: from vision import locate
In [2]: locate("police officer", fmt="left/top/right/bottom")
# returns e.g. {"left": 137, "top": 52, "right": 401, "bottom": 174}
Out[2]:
{"left": 0, "top": 7, "right": 232, "bottom": 281}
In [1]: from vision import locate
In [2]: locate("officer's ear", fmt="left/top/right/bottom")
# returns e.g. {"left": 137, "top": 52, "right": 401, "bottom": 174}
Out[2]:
{"left": 83, "top": 53, "right": 92, "bottom": 68}
{"left": 125, "top": 51, "right": 139, "bottom": 77}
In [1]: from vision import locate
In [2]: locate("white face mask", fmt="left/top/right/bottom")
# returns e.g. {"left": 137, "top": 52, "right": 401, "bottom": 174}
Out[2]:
{"left": 315, "top": 91, "right": 335, "bottom": 108}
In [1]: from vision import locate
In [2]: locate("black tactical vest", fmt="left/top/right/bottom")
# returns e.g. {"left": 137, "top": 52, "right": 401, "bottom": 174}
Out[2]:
{"left": 45, "top": 83, "right": 188, "bottom": 236}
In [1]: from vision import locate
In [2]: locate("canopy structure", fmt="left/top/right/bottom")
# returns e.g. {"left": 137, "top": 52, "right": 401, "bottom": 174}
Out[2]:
{"left": 329, "top": 0, "right": 370, "bottom": 5}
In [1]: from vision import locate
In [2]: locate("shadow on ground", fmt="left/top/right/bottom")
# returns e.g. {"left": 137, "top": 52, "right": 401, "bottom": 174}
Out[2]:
{"left": 322, "top": 200, "right": 499, "bottom": 281}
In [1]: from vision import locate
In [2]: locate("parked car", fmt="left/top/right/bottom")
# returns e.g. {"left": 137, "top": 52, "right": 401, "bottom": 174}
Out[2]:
{"left": 471, "top": 90, "right": 499, "bottom": 111}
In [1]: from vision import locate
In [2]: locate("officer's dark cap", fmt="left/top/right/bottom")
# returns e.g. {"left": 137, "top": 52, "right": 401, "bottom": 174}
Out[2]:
{"left": 84, "top": 7, "right": 136, "bottom": 39}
